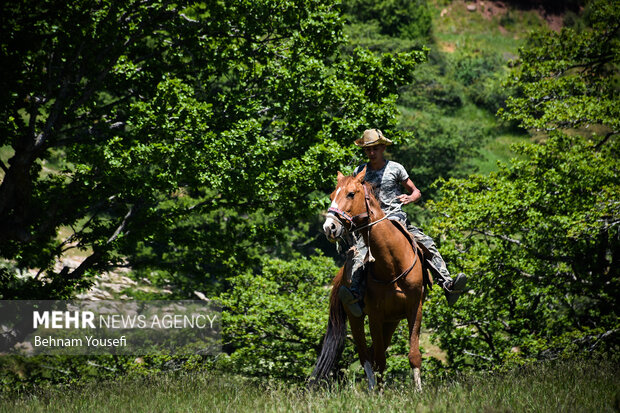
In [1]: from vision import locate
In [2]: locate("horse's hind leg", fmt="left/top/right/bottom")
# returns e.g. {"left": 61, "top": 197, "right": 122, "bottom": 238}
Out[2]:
{"left": 407, "top": 297, "right": 424, "bottom": 392}
{"left": 381, "top": 321, "right": 400, "bottom": 353}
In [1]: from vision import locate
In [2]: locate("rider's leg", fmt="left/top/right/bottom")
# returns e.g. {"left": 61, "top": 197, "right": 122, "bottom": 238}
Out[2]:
{"left": 339, "top": 236, "right": 366, "bottom": 318}
{"left": 408, "top": 225, "right": 467, "bottom": 306}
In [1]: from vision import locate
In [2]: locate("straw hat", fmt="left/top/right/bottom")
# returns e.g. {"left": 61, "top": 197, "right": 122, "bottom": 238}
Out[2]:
{"left": 354, "top": 129, "right": 393, "bottom": 147}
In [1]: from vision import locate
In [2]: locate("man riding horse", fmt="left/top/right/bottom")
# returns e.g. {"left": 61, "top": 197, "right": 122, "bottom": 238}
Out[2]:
{"left": 325, "top": 129, "right": 467, "bottom": 317}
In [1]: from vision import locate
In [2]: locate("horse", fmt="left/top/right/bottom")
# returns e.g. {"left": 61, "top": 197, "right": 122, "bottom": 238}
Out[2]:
{"left": 310, "top": 167, "right": 427, "bottom": 391}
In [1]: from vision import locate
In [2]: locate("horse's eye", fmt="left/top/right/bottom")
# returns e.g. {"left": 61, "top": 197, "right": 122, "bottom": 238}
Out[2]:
{"left": 347, "top": 191, "right": 355, "bottom": 199}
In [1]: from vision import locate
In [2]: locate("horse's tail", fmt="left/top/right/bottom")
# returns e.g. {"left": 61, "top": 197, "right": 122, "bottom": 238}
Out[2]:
{"left": 308, "top": 268, "right": 347, "bottom": 386}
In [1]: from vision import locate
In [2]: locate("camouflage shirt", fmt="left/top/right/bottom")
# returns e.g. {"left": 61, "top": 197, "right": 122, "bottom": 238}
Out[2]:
{"left": 353, "top": 160, "right": 409, "bottom": 221}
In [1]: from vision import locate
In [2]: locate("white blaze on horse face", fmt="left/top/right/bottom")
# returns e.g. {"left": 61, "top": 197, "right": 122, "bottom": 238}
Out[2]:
{"left": 323, "top": 187, "right": 342, "bottom": 239}
{"left": 330, "top": 187, "right": 341, "bottom": 210}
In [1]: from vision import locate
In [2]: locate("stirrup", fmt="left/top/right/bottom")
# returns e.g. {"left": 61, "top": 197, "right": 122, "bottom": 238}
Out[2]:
{"left": 338, "top": 286, "right": 363, "bottom": 318}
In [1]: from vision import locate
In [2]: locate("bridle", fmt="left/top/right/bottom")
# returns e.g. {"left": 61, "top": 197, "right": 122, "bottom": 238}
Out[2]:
{"left": 326, "top": 183, "right": 372, "bottom": 233}
{"left": 327, "top": 183, "right": 402, "bottom": 233}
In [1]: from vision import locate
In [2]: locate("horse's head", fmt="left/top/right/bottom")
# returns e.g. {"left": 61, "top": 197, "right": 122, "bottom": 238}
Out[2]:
{"left": 323, "top": 167, "right": 368, "bottom": 242}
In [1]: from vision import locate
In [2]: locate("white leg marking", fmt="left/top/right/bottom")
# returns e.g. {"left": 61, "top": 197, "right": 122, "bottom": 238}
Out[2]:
{"left": 413, "top": 367, "right": 422, "bottom": 392}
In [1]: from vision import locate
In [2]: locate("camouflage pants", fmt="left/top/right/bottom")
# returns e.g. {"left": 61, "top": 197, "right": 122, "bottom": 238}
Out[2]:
{"left": 348, "top": 217, "right": 451, "bottom": 294}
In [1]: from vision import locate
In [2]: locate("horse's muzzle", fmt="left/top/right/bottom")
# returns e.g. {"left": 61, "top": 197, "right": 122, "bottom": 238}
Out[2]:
{"left": 322, "top": 216, "right": 343, "bottom": 242}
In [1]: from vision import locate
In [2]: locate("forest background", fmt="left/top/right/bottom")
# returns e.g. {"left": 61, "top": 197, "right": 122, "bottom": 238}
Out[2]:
{"left": 0, "top": 0, "right": 618, "bottom": 393}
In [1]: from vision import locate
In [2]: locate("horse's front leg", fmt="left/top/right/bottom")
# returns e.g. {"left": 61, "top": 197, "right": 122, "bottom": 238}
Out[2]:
{"left": 347, "top": 315, "right": 375, "bottom": 390}
{"left": 368, "top": 317, "right": 388, "bottom": 389}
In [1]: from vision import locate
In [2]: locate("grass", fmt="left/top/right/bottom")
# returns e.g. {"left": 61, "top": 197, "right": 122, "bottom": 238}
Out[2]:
{"left": 1, "top": 359, "right": 618, "bottom": 412}
{"left": 429, "top": 0, "right": 549, "bottom": 56}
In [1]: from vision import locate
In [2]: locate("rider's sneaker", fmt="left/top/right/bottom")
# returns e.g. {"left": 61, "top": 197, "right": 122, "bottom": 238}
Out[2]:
{"left": 444, "top": 273, "right": 467, "bottom": 307}
{"left": 338, "top": 286, "right": 363, "bottom": 318}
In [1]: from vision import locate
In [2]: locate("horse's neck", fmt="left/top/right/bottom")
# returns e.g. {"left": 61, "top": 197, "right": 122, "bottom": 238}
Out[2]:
{"left": 360, "top": 188, "right": 401, "bottom": 253}
{"left": 363, "top": 206, "right": 412, "bottom": 273}
{"left": 365, "top": 219, "right": 401, "bottom": 251}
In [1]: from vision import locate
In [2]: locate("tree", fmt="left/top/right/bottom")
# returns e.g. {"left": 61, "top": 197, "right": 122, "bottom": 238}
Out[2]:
{"left": 342, "top": 0, "right": 432, "bottom": 40}
{"left": 426, "top": 0, "right": 619, "bottom": 368}
{"left": 217, "top": 254, "right": 339, "bottom": 379}
{"left": 0, "top": 0, "right": 427, "bottom": 299}
{"left": 499, "top": 0, "right": 619, "bottom": 137}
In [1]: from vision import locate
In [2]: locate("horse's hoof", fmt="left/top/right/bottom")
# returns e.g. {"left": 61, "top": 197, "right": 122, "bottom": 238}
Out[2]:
{"left": 363, "top": 360, "right": 376, "bottom": 391}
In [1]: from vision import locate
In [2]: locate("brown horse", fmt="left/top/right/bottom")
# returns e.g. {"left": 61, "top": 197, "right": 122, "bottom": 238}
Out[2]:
{"left": 310, "top": 167, "right": 426, "bottom": 391}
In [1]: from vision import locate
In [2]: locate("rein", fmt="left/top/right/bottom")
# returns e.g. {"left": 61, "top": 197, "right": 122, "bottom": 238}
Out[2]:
{"left": 350, "top": 208, "right": 403, "bottom": 232}
{"left": 369, "top": 250, "right": 418, "bottom": 285}
{"left": 327, "top": 185, "right": 402, "bottom": 233}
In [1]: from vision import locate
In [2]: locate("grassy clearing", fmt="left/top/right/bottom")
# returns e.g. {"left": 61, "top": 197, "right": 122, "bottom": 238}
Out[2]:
{"left": 419, "top": 0, "right": 547, "bottom": 176}
{"left": 2, "top": 359, "right": 617, "bottom": 413}
{"left": 429, "top": 0, "right": 548, "bottom": 56}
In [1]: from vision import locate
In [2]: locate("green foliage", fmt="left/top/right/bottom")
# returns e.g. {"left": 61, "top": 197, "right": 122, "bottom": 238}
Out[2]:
{"left": 342, "top": 22, "right": 429, "bottom": 54}
{"left": 0, "top": 0, "right": 426, "bottom": 299}
{"left": 217, "top": 254, "right": 339, "bottom": 379}
{"left": 469, "top": 73, "right": 512, "bottom": 113}
{"left": 393, "top": 110, "right": 487, "bottom": 200}
{"left": 469, "top": 133, "right": 530, "bottom": 176}
{"left": 426, "top": 0, "right": 620, "bottom": 368}
{"left": 389, "top": 45, "right": 515, "bottom": 207}
{"left": 499, "top": 0, "right": 620, "bottom": 133}
{"left": 395, "top": 62, "right": 510, "bottom": 207}
{"left": 0, "top": 353, "right": 212, "bottom": 393}
{"left": 450, "top": 51, "right": 504, "bottom": 87}
{"left": 397, "top": 64, "right": 464, "bottom": 110}
{"left": 446, "top": 50, "right": 513, "bottom": 113}
{"left": 343, "top": 0, "right": 432, "bottom": 40}
{"left": 428, "top": 133, "right": 620, "bottom": 368}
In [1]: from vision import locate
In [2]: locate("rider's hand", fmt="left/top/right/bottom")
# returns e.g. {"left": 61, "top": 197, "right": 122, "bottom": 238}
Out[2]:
{"left": 397, "top": 194, "right": 414, "bottom": 205}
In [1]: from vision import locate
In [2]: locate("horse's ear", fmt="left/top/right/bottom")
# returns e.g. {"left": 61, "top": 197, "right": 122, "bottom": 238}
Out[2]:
{"left": 356, "top": 166, "right": 367, "bottom": 183}
{"left": 337, "top": 171, "right": 345, "bottom": 182}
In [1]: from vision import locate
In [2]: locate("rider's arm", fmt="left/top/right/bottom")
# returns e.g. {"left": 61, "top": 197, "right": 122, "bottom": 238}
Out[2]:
{"left": 397, "top": 178, "right": 421, "bottom": 205}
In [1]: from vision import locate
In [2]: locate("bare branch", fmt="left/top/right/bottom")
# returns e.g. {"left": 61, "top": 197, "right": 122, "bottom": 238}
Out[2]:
{"left": 62, "top": 202, "right": 141, "bottom": 282}
{"left": 107, "top": 203, "right": 137, "bottom": 244}
{"left": 179, "top": 13, "right": 198, "bottom": 23}
{"left": 473, "top": 228, "right": 523, "bottom": 246}
{"left": 463, "top": 350, "right": 493, "bottom": 362}
{"left": 594, "top": 130, "right": 618, "bottom": 150}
